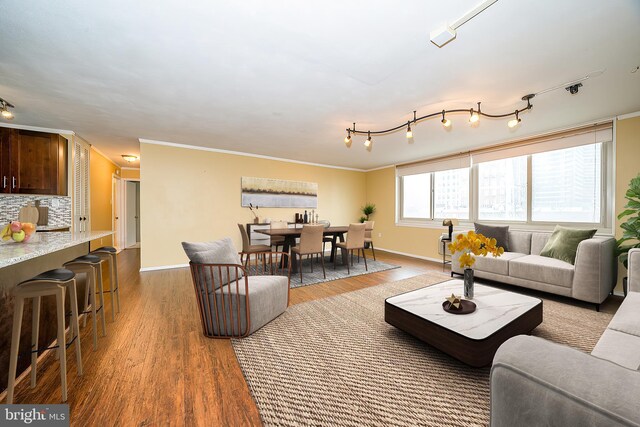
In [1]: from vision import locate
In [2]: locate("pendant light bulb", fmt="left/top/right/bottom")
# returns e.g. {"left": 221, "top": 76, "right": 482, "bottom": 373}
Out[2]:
{"left": 507, "top": 111, "right": 521, "bottom": 128}
{"left": 1, "top": 109, "right": 13, "bottom": 120}
{"left": 344, "top": 131, "right": 352, "bottom": 147}
{"left": 441, "top": 110, "right": 451, "bottom": 128}
{"left": 364, "top": 132, "right": 372, "bottom": 148}
{"left": 406, "top": 122, "right": 412, "bottom": 139}
{"left": 469, "top": 109, "right": 479, "bottom": 124}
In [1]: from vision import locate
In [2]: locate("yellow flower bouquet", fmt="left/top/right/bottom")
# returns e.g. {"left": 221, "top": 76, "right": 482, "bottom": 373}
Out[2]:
{"left": 448, "top": 230, "right": 504, "bottom": 298}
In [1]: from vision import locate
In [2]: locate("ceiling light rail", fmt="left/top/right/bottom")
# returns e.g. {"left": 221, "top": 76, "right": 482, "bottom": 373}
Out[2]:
{"left": 345, "top": 94, "right": 534, "bottom": 149}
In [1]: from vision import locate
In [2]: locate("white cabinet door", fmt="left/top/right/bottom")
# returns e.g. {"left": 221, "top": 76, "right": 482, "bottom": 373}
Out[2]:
{"left": 73, "top": 136, "right": 91, "bottom": 232}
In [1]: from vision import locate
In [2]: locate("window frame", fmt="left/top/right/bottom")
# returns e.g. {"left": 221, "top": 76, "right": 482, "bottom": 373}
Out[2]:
{"left": 396, "top": 141, "right": 613, "bottom": 233}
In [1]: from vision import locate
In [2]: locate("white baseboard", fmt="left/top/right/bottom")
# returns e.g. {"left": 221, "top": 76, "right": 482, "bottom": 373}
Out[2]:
{"left": 376, "top": 247, "right": 443, "bottom": 264}
{"left": 140, "top": 263, "right": 189, "bottom": 272}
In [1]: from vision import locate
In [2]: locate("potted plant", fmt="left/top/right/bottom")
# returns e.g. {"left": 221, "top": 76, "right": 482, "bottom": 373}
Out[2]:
{"left": 360, "top": 203, "right": 376, "bottom": 223}
{"left": 616, "top": 174, "right": 640, "bottom": 294}
{"left": 448, "top": 231, "right": 504, "bottom": 298}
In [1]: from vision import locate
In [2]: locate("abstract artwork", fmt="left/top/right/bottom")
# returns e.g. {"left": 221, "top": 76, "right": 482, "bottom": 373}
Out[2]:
{"left": 241, "top": 177, "right": 318, "bottom": 208}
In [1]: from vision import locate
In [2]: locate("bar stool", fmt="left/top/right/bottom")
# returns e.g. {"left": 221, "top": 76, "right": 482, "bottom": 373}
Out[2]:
{"left": 91, "top": 246, "right": 120, "bottom": 321}
{"left": 7, "top": 268, "right": 82, "bottom": 404}
{"left": 64, "top": 254, "right": 107, "bottom": 350}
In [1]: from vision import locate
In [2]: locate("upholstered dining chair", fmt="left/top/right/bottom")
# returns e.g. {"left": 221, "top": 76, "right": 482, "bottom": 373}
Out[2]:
{"left": 238, "top": 223, "right": 271, "bottom": 267}
{"left": 317, "top": 220, "right": 333, "bottom": 260}
{"left": 183, "top": 237, "right": 291, "bottom": 338}
{"left": 269, "top": 221, "right": 288, "bottom": 251}
{"left": 291, "top": 224, "right": 325, "bottom": 283}
{"left": 335, "top": 223, "right": 367, "bottom": 274}
{"left": 364, "top": 220, "right": 376, "bottom": 261}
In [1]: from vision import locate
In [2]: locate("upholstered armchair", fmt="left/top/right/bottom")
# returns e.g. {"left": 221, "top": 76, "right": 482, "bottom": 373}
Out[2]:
{"left": 183, "top": 237, "right": 290, "bottom": 338}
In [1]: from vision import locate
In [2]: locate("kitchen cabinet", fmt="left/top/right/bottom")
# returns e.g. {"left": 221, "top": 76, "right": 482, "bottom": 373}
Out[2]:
{"left": 0, "top": 128, "right": 68, "bottom": 195}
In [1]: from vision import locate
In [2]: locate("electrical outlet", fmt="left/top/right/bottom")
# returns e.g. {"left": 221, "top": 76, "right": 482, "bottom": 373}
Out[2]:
{"left": 378, "top": 233, "right": 382, "bottom": 238}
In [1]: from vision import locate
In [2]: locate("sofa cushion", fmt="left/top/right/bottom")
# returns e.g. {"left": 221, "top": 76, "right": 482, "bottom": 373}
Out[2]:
{"left": 475, "top": 223, "right": 510, "bottom": 252}
{"left": 508, "top": 231, "right": 532, "bottom": 255}
{"left": 473, "top": 252, "right": 528, "bottom": 276}
{"left": 182, "top": 237, "right": 243, "bottom": 290}
{"left": 509, "top": 255, "right": 574, "bottom": 288}
{"left": 539, "top": 226, "right": 597, "bottom": 265}
{"left": 530, "top": 233, "right": 551, "bottom": 255}
{"left": 607, "top": 292, "right": 640, "bottom": 337}
{"left": 591, "top": 329, "right": 640, "bottom": 370}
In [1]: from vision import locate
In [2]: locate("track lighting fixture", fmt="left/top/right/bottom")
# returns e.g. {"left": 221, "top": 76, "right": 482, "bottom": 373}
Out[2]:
{"left": 507, "top": 111, "right": 521, "bottom": 128}
{"left": 0, "top": 98, "right": 15, "bottom": 120}
{"left": 344, "top": 95, "right": 534, "bottom": 150}
{"left": 441, "top": 110, "right": 451, "bottom": 128}
{"left": 364, "top": 132, "right": 372, "bottom": 148}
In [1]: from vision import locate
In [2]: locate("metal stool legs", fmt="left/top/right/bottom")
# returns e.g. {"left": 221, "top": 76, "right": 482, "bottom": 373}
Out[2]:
{"left": 7, "top": 275, "right": 82, "bottom": 404}
{"left": 92, "top": 251, "right": 120, "bottom": 321}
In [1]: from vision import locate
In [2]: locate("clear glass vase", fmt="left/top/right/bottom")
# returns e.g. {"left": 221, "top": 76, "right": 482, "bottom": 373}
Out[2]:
{"left": 464, "top": 268, "right": 474, "bottom": 299}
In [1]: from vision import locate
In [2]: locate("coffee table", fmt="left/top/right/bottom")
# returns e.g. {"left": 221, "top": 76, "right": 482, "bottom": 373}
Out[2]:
{"left": 385, "top": 280, "right": 543, "bottom": 367}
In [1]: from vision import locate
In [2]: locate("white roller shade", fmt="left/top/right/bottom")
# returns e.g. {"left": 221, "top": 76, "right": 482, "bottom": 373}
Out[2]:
{"left": 396, "top": 154, "right": 470, "bottom": 177}
{"left": 472, "top": 124, "right": 612, "bottom": 164}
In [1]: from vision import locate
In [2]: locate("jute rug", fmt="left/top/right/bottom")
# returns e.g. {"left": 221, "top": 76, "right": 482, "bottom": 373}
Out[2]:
{"left": 232, "top": 273, "right": 613, "bottom": 426}
{"left": 248, "top": 255, "right": 399, "bottom": 289}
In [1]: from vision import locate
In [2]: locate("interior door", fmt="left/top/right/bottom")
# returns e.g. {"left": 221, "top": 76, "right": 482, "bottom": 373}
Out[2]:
{"left": 112, "top": 175, "right": 121, "bottom": 249}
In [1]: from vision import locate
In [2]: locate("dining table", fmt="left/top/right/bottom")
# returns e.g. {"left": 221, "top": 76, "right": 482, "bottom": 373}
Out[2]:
{"left": 255, "top": 226, "right": 349, "bottom": 273}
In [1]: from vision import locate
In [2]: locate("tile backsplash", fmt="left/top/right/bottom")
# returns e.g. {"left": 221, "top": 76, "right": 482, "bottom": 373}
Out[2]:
{"left": 0, "top": 195, "right": 72, "bottom": 229}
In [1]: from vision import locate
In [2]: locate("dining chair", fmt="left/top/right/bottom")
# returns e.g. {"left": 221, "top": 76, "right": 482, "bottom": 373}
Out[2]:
{"left": 364, "top": 220, "right": 376, "bottom": 261}
{"left": 238, "top": 224, "right": 271, "bottom": 267}
{"left": 269, "top": 221, "right": 288, "bottom": 251}
{"left": 317, "top": 220, "right": 333, "bottom": 260}
{"left": 334, "top": 223, "right": 367, "bottom": 274}
{"left": 291, "top": 224, "right": 325, "bottom": 283}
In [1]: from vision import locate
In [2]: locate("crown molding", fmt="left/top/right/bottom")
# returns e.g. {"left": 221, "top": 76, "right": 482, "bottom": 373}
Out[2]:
{"left": 121, "top": 167, "right": 140, "bottom": 170}
{"left": 617, "top": 110, "right": 640, "bottom": 120}
{"left": 90, "top": 145, "right": 119, "bottom": 168}
{"left": 0, "top": 123, "right": 74, "bottom": 135}
{"left": 138, "top": 138, "right": 366, "bottom": 172}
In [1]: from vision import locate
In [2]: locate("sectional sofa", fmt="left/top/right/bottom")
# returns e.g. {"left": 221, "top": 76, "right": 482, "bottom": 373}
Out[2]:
{"left": 451, "top": 230, "right": 617, "bottom": 309}
{"left": 490, "top": 248, "right": 640, "bottom": 426}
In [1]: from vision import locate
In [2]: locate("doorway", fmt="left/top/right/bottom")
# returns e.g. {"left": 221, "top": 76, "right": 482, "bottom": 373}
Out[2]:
{"left": 125, "top": 180, "right": 140, "bottom": 248}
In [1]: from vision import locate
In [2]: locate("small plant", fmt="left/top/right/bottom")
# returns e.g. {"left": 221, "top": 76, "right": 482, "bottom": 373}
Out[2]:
{"left": 359, "top": 216, "right": 367, "bottom": 223}
{"left": 616, "top": 174, "right": 640, "bottom": 269}
{"left": 248, "top": 203, "right": 259, "bottom": 220}
{"left": 448, "top": 231, "right": 504, "bottom": 269}
{"left": 361, "top": 203, "right": 376, "bottom": 221}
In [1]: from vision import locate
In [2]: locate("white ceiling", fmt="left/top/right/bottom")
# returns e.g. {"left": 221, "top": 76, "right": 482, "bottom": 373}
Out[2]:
{"left": 0, "top": 0, "right": 639, "bottom": 169}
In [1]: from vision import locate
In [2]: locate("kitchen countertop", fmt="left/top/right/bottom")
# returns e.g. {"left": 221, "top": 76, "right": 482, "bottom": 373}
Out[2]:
{"left": 0, "top": 230, "right": 113, "bottom": 269}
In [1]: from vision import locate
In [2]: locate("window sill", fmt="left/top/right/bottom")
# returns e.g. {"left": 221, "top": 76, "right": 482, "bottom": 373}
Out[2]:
{"left": 395, "top": 220, "right": 613, "bottom": 237}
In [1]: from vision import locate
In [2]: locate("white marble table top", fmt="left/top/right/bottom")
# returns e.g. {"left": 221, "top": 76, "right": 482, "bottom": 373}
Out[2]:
{"left": 0, "top": 231, "right": 114, "bottom": 269}
{"left": 386, "top": 280, "right": 542, "bottom": 340}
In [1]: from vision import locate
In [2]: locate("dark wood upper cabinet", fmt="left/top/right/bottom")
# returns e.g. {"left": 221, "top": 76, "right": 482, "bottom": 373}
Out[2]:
{"left": 0, "top": 128, "right": 68, "bottom": 195}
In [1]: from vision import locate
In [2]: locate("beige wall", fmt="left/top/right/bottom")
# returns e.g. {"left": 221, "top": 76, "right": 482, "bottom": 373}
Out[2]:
{"left": 615, "top": 115, "right": 640, "bottom": 286}
{"left": 140, "top": 143, "right": 366, "bottom": 269}
{"left": 365, "top": 167, "right": 444, "bottom": 261}
{"left": 121, "top": 168, "right": 140, "bottom": 180}
{"left": 90, "top": 147, "right": 119, "bottom": 248}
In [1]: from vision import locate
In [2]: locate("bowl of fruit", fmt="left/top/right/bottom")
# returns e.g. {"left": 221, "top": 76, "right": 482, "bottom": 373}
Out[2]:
{"left": 1, "top": 221, "right": 37, "bottom": 243}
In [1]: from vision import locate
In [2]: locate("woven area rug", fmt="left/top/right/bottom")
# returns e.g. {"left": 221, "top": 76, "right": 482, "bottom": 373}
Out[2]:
{"left": 232, "top": 272, "right": 613, "bottom": 427}
{"left": 249, "top": 255, "right": 399, "bottom": 289}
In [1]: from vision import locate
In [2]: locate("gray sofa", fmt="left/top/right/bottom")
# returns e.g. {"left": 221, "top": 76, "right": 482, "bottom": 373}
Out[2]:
{"left": 451, "top": 230, "right": 617, "bottom": 308}
{"left": 490, "top": 248, "right": 640, "bottom": 426}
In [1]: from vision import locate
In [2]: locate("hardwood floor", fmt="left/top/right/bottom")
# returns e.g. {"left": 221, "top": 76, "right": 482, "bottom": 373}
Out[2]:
{"left": 4, "top": 248, "right": 444, "bottom": 426}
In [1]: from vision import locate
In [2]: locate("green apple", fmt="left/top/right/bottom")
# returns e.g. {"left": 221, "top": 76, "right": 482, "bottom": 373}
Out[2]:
{"left": 12, "top": 230, "right": 25, "bottom": 242}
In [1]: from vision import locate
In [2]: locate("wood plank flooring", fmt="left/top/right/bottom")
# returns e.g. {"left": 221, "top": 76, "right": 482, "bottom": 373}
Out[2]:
{"left": 4, "top": 248, "right": 445, "bottom": 426}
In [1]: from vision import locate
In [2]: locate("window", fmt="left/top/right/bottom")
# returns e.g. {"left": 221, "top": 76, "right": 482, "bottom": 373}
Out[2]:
{"left": 401, "top": 173, "right": 431, "bottom": 219}
{"left": 433, "top": 168, "right": 469, "bottom": 219}
{"left": 478, "top": 156, "right": 527, "bottom": 221}
{"left": 532, "top": 143, "right": 602, "bottom": 223}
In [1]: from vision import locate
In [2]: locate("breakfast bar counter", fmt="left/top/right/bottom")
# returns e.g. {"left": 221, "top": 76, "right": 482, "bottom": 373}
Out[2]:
{"left": 0, "top": 230, "right": 114, "bottom": 392}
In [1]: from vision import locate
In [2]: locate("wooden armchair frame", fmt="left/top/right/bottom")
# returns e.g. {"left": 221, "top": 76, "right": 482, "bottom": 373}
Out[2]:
{"left": 189, "top": 251, "right": 291, "bottom": 338}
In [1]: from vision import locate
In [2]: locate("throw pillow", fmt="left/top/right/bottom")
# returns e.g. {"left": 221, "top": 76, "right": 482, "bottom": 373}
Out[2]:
{"left": 539, "top": 226, "right": 597, "bottom": 265}
{"left": 182, "top": 237, "right": 243, "bottom": 290}
{"left": 474, "top": 223, "right": 510, "bottom": 252}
